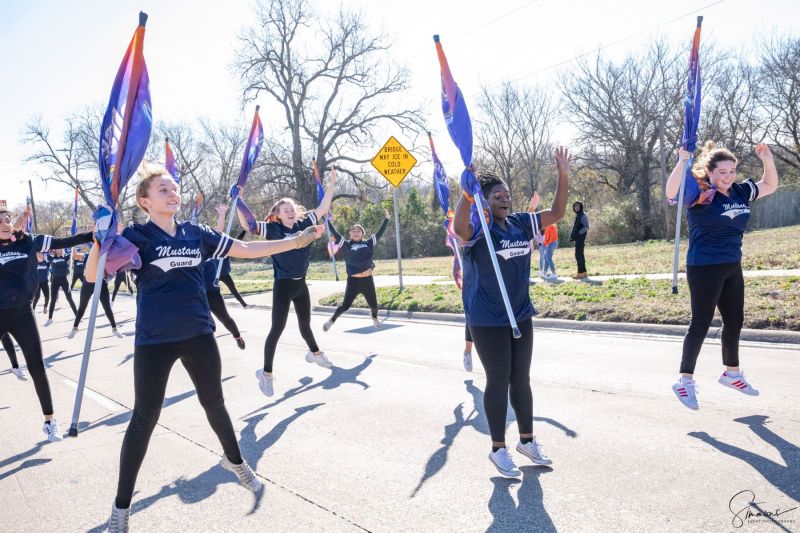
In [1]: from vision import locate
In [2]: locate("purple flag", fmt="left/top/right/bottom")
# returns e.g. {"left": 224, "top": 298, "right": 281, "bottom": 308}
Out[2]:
{"left": 230, "top": 106, "right": 264, "bottom": 199}
{"left": 70, "top": 188, "right": 79, "bottom": 236}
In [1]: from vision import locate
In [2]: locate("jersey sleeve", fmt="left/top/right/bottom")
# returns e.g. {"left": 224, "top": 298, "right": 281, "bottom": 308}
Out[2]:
{"left": 199, "top": 224, "right": 234, "bottom": 260}
{"left": 510, "top": 212, "right": 541, "bottom": 241}
{"left": 297, "top": 212, "right": 318, "bottom": 230}
{"left": 741, "top": 178, "right": 759, "bottom": 202}
{"left": 32, "top": 234, "right": 55, "bottom": 253}
{"left": 46, "top": 231, "right": 93, "bottom": 251}
{"left": 371, "top": 218, "right": 389, "bottom": 245}
{"left": 327, "top": 220, "right": 347, "bottom": 247}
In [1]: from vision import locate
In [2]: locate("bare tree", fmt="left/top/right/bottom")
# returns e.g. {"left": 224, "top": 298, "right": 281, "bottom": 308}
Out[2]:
{"left": 234, "top": 0, "right": 425, "bottom": 208}
{"left": 759, "top": 35, "right": 800, "bottom": 174}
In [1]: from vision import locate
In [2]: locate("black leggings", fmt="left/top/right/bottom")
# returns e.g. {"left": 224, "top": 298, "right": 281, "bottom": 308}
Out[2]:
{"left": 48, "top": 276, "right": 77, "bottom": 318}
{"left": 73, "top": 281, "right": 117, "bottom": 329}
{"left": 680, "top": 262, "right": 744, "bottom": 374}
{"left": 207, "top": 290, "right": 240, "bottom": 338}
{"left": 0, "top": 305, "right": 53, "bottom": 415}
{"left": 330, "top": 276, "right": 378, "bottom": 321}
{"left": 3, "top": 333, "right": 19, "bottom": 369}
{"left": 219, "top": 273, "right": 247, "bottom": 307}
{"left": 115, "top": 334, "right": 243, "bottom": 509}
{"left": 32, "top": 281, "right": 49, "bottom": 310}
{"left": 112, "top": 271, "right": 133, "bottom": 301}
{"left": 574, "top": 236, "right": 586, "bottom": 274}
{"left": 71, "top": 271, "right": 84, "bottom": 290}
{"left": 465, "top": 325, "right": 472, "bottom": 343}
{"left": 264, "top": 278, "right": 319, "bottom": 373}
{"left": 469, "top": 318, "right": 534, "bottom": 443}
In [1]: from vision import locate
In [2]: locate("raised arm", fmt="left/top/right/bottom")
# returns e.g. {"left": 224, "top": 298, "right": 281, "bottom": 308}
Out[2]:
{"left": 754, "top": 143, "right": 778, "bottom": 198}
{"left": 372, "top": 212, "right": 390, "bottom": 242}
{"left": 46, "top": 232, "right": 93, "bottom": 252}
{"left": 85, "top": 240, "right": 101, "bottom": 283}
{"left": 227, "top": 226, "right": 324, "bottom": 259}
{"left": 453, "top": 187, "right": 475, "bottom": 242}
{"left": 666, "top": 148, "right": 692, "bottom": 200}
{"left": 215, "top": 204, "right": 228, "bottom": 232}
{"left": 327, "top": 219, "right": 343, "bottom": 242}
{"left": 539, "top": 146, "right": 570, "bottom": 228}
{"left": 312, "top": 166, "right": 337, "bottom": 219}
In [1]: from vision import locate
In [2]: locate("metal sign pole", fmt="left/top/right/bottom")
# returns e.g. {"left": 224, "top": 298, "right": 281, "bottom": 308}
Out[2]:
{"left": 393, "top": 187, "right": 404, "bottom": 291}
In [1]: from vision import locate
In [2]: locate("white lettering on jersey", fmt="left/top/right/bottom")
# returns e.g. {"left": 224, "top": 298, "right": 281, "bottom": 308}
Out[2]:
{"left": 721, "top": 202, "right": 749, "bottom": 219}
{"left": 350, "top": 243, "right": 368, "bottom": 251}
{"left": 152, "top": 246, "right": 202, "bottom": 272}
{"left": 0, "top": 252, "right": 28, "bottom": 266}
{"left": 495, "top": 239, "right": 531, "bottom": 260}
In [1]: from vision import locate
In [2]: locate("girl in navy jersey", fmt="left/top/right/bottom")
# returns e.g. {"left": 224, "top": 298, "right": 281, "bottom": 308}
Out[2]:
{"left": 71, "top": 245, "right": 87, "bottom": 289}
{"left": 666, "top": 142, "right": 778, "bottom": 410}
{"left": 452, "top": 147, "right": 570, "bottom": 478}
{"left": 31, "top": 253, "right": 50, "bottom": 313}
{"left": 0, "top": 208, "right": 92, "bottom": 441}
{"left": 237, "top": 169, "right": 337, "bottom": 398}
{"left": 44, "top": 248, "right": 78, "bottom": 325}
{"left": 87, "top": 168, "right": 322, "bottom": 531}
{"left": 322, "top": 209, "right": 390, "bottom": 331}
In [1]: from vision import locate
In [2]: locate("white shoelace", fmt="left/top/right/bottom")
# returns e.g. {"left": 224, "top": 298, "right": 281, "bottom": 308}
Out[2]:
{"left": 495, "top": 448, "right": 516, "bottom": 470}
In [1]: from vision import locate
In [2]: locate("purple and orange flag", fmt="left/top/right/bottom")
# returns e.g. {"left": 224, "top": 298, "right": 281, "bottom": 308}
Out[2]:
{"left": 313, "top": 158, "right": 326, "bottom": 205}
{"left": 70, "top": 188, "right": 79, "bottom": 236}
{"left": 190, "top": 192, "right": 203, "bottom": 224}
{"left": 165, "top": 138, "right": 180, "bottom": 184}
{"left": 97, "top": 11, "right": 152, "bottom": 250}
{"left": 230, "top": 106, "right": 264, "bottom": 200}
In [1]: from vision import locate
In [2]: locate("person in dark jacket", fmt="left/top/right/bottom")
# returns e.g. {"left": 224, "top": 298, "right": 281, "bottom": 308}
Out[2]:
{"left": 569, "top": 201, "right": 589, "bottom": 279}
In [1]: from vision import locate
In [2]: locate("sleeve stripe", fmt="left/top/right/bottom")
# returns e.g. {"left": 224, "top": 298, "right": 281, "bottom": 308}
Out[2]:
{"left": 748, "top": 180, "right": 758, "bottom": 201}
{"left": 40, "top": 235, "right": 53, "bottom": 253}
{"left": 529, "top": 212, "right": 540, "bottom": 237}
{"left": 211, "top": 234, "right": 232, "bottom": 259}
{"left": 257, "top": 221, "right": 267, "bottom": 237}
{"left": 308, "top": 212, "right": 318, "bottom": 225}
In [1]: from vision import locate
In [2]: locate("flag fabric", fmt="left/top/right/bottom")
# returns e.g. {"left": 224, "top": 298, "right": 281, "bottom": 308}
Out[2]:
{"left": 429, "top": 133, "right": 450, "bottom": 216}
{"left": 97, "top": 11, "right": 152, "bottom": 252}
{"left": 229, "top": 106, "right": 264, "bottom": 199}
{"left": 235, "top": 197, "right": 258, "bottom": 233}
{"left": 190, "top": 192, "right": 203, "bottom": 223}
{"left": 313, "top": 158, "right": 326, "bottom": 205}
{"left": 70, "top": 189, "right": 79, "bottom": 236}
{"left": 165, "top": 138, "right": 180, "bottom": 184}
{"left": 25, "top": 204, "right": 32, "bottom": 233}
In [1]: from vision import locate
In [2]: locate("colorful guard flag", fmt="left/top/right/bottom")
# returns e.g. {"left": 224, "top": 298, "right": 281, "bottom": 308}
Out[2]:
{"left": 190, "top": 192, "right": 203, "bottom": 223}
{"left": 235, "top": 197, "right": 258, "bottom": 233}
{"left": 313, "top": 158, "right": 326, "bottom": 205}
{"left": 165, "top": 138, "right": 180, "bottom": 184}
{"left": 429, "top": 131, "right": 462, "bottom": 287}
{"left": 97, "top": 11, "right": 152, "bottom": 251}
{"left": 70, "top": 188, "right": 79, "bottom": 236}
{"left": 230, "top": 106, "right": 264, "bottom": 199}
{"left": 25, "top": 203, "right": 32, "bottom": 233}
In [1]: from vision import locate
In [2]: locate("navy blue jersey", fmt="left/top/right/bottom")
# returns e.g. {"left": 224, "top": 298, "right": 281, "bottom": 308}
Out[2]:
{"left": 329, "top": 218, "right": 389, "bottom": 276}
{"left": 462, "top": 212, "right": 541, "bottom": 327}
{"left": 686, "top": 179, "right": 758, "bottom": 266}
{"left": 36, "top": 260, "right": 50, "bottom": 283}
{"left": 221, "top": 257, "right": 232, "bottom": 276}
{"left": 48, "top": 255, "right": 70, "bottom": 278}
{"left": 73, "top": 257, "right": 86, "bottom": 274}
{"left": 0, "top": 232, "right": 91, "bottom": 310}
{"left": 122, "top": 221, "right": 233, "bottom": 346}
{"left": 203, "top": 259, "right": 222, "bottom": 292}
{"left": 255, "top": 212, "right": 318, "bottom": 279}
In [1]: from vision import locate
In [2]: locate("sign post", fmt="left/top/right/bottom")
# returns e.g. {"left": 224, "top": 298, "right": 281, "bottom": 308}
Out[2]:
{"left": 371, "top": 136, "right": 417, "bottom": 292}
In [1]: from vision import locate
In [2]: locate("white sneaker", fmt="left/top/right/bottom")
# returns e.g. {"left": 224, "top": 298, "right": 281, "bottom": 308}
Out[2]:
{"left": 305, "top": 351, "right": 332, "bottom": 368}
{"left": 112, "top": 328, "right": 123, "bottom": 339}
{"left": 67, "top": 328, "right": 78, "bottom": 339}
{"left": 322, "top": 320, "right": 334, "bottom": 332}
{"left": 463, "top": 351, "right": 473, "bottom": 372}
{"left": 255, "top": 369, "right": 274, "bottom": 397}
{"left": 43, "top": 319, "right": 53, "bottom": 327}
{"left": 488, "top": 447, "right": 521, "bottom": 478}
{"left": 42, "top": 420, "right": 63, "bottom": 442}
{"left": 672, "top": 378, "right": 699, "bottom": 410}
{"left": 372, "top": 317, "right": 381, "bottom": 328}
{"left": 11, "top": 367, "right": 27, "bottom": 381}
{"left": 107, "top": 503, "right": 130, "bottom": 533}
{"left": 718, "top": 371, "right": 759, "bottom": 396}
{"left": 220, "top": 456, "right": 262, "bottom": 492}
{"left": 516, "top": 438, "right": 552, "bottom": 466}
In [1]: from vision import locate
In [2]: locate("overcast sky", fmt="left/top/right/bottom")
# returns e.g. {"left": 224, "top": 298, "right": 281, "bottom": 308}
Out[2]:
{"left": 2, "top": 0, "right": 797, "bottom": 207}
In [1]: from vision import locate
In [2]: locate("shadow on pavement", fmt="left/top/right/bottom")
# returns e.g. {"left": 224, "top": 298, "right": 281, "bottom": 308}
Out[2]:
{"left": 488, "top": 466, "right": 555, "bottom": 532}
{"left": 688, "top": 415, "right": 799, "bottom": 501}
{"left": 345, "top": 323, "right": 403, "bottom": 334}
{"left": 0, "top": 458, "right": 52, "bottom": 482}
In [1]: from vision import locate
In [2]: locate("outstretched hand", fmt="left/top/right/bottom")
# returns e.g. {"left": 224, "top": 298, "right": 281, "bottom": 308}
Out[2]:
{"left": 754, "top": 143, "right": 774, "bottom": 162}
{"left": 295, "top": 225, "right": 324, "bottom": 249}
{"left": 215, "top": 204, "right": 229, "bottom": 217}
{"left": 677, "top": 148, "right": 692, "bottom": 162}
{"left": 555, "top": 146, "right": 570, "bottom": 175}
{"left": 528, "top": 192, "right": 540, "bottom": 212}
{"left": 384, "top": 208, "right": 390, "bottom": 218}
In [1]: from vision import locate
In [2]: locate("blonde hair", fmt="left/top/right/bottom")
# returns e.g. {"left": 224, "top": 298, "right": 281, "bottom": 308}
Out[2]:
{"left": 135, "top": 164, "right": 173, "bottom": 213}
{"left": 692, "top": 141, "right": 738, "bottom": 191}
{"left": 266, "top": 197, "right": 307, "bottom": 223}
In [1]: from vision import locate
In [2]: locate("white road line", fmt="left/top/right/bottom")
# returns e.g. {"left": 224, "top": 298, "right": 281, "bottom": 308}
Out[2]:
{"left": 61, "top": 379, "right": 122, "bottom": 412}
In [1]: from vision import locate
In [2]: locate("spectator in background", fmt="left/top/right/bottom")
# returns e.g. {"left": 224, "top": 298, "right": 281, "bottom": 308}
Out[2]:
{"left": 540, "top": 224, "right": 559, "bottom": 279}
{"left": 569, "top": 201, "right": 589, "bottom": 279}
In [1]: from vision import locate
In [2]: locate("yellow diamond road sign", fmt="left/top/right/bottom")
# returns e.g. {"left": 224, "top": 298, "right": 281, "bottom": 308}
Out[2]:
{"left": 371, "top": 136, "right": 417, "bottom": 188}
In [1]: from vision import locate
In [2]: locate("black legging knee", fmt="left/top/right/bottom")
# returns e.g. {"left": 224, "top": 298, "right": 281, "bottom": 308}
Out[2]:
{"left": 48, "top": 276, "right": 77, "bottom": 318}
{"left": 330, "top": 276, "right": 378, "bottom": 322}
{"left": 219, "top": 274, "right": 247, "bottom": 307}
{"left": 70, "top": 272, "right": 84, "bottom": 290}
{"left": 207, "top": 290, "right": 241, "bottom": 338}
{"left": 32, "top": 281, "right": 49, "bottom": 310}
{"left": 73, "top": 281, "right": 117, "bottom": 329}
{"left": 0, "top": 306, "right": 53, "bottom": 415}
{"left": 115, "top": 334, "right": 242, "bottom": 509}
{"left": 680, "top": 262, "right": 744, "bottom": 374}
{"left": 469, "top": 318, "right": 534, "bottom": 443}
{"left": 3, "top": 333, "right": 19, "bottom": 369}
{"left": 263, "top": 278, "right": 319, "bottom": 373}
{"left": 111, "top": 272, "right": 132, "bottom": 301}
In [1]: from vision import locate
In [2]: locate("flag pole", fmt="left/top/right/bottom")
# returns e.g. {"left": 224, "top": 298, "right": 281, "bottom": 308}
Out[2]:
{"left": 671, "top": 156, "right": 691, "bottom": 294}
{"left": 214, "top": 195, "right": 240, "bottom": 286}
{"left": 323, "top": 216, "right": 339, "bottom": 281}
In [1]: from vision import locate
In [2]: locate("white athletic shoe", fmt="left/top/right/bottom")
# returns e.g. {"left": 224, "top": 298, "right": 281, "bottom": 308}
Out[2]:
{"left": 323, "top": 320, "right": 334, "bottom": 332}
{"left": 43, "top": 319, "right": 53, "bottom": 327}
{"left": 11, "top": 367, "right": 27, "bottom": 380}
{"left": 67, "top": 328, "right": 78, "bottom": 339}
{"left": 516, "top": 438, "right": 552, "bottom": 466}
{"left": 672, "top": 378, "right": 699, "bottom": 410}
{"left": 106, "top": 503, "right": 130, "bottom": 533}
{"left": 372, "top": 317, "right": 381, "bottom": 328}
{"left": 718, "top": 371, "right": 759, "bottom": 396}
{"left": 220, "top": 456, "right": 262, "bottom": 492}
{"left": 305, "top": 351, "right": 332, "bottom": 368}
{"left": 488, "top": 447, "right": 521, "bottom": 478}
{"left": 463, "top": 351, "right": 473, "bottom": 372}
{"left": 255, "top": 369, "right": 274, "bottom": 397}
{"left": 42, "top": 420, "right": 62, "bottom": 442}
{"left": 112, "top": 328, "right": 124, "bottom": 339}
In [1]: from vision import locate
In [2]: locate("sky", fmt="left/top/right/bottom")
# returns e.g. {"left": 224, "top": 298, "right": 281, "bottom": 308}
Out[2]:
{"left": 2, "top": 0, "right": 799, "bottom": 208}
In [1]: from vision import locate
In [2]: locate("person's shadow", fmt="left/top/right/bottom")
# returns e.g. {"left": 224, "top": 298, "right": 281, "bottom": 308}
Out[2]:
{"left": 688, "top": 415, "right": 799, "bottom": 501}
{"left": 411, "top": 379, "right": 576, "bottom": 498}
{"left": 488, "top": 466, "right": 556, "bottom": 532}
{"left": 0, "top": 439, "right": 52, "bottom": 482}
